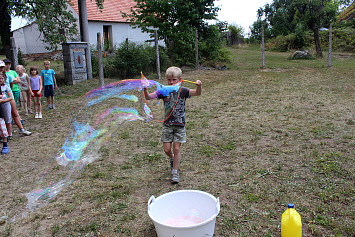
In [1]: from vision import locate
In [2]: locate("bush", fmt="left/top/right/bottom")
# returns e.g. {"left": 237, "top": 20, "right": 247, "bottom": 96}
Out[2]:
{"left": 91, "top": 41, "right": 171, "bottom": 79}
{"left": 265, "top": 27, "right": 355, "bottom": 53}
{"left": 17, "top": 49, "right": 27, "bottom": 66}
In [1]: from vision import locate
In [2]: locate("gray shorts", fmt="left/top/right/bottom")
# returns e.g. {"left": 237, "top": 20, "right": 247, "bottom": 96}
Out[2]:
{"left": 161, "top": 124, "right": 186, "bottom": 143}
{"left": 0, "top": 102, "right": 12, "bottom": 124}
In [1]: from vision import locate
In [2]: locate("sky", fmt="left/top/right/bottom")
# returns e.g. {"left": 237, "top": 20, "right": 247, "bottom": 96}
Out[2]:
{"left": 215, "top": 0, "right": 273, "bottom": 35}
{"left": 11, "top": 0, "right": 273, "bottom": 34}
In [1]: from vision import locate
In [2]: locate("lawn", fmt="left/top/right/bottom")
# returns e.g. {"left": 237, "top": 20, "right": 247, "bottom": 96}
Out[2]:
{"left": 0, "top": 47, "right": 354, "bottom": 236}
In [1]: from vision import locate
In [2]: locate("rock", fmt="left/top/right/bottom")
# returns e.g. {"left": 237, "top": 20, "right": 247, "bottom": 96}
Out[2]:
{"left": 290, "top": 50, "right": 313, "bottom": 59}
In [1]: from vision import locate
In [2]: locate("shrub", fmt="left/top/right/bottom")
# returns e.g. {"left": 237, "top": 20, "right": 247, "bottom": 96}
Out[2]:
{"left": 91, "top": 41, "right": 171, "bottom": 79}
{"left": 17, "top": 49, "right": 27, "bottom": 66}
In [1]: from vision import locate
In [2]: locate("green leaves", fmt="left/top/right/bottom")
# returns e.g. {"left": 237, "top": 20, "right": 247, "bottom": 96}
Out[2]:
{"left": 9, "top": 0, "right": 79, "bottom": 50}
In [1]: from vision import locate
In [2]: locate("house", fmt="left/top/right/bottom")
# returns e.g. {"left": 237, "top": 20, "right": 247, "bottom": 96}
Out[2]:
{"left": 12, "top": 0, "right": 155, "bottom": 54}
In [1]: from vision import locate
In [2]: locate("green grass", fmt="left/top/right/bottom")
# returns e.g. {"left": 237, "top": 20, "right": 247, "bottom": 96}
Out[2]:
{"left": 0, "top": 46, "right": 354, "bottom": 236}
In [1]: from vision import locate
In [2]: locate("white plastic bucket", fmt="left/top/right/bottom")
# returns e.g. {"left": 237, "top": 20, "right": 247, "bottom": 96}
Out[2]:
{"left": 148, "top": 190, "right": 220, "bottom": 237}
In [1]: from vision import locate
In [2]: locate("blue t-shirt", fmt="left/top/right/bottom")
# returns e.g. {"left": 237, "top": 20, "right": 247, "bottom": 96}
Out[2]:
{"left": 41, "top": 69, "right": 55, "bottom": 86}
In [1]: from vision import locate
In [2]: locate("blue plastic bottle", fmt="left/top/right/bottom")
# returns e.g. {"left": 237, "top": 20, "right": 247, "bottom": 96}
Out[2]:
{"left": 281, "top": 203, "right": 302, "bottom": 237}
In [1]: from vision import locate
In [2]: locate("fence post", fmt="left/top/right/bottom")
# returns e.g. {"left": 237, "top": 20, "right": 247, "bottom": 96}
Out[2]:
{"left": 97, "top": 32, "right": 105, "bottom": 87}
{"left": 10, "top": 37, "right": 18, "bottom": 69}
{"left": 195, "top": 29, "right": 199, "bottom": 70}
{"left": 154, "top": 30, "right": 161, "bottom": 80}
{"left": 261, "top": 25, "right": 265, "bottom": 69}
{"left": 328, "top": 24, "right": 333, "bottom": 68}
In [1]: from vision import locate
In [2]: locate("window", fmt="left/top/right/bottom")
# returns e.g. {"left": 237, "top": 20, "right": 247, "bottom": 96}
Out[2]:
{"left": 103, "top": 25, "right": 113, "bottom": 51}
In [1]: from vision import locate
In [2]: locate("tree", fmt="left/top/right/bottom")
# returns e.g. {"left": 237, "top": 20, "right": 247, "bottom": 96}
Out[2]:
{"left": 3, "top": 0, "right": 105, "bottom": 52}
{"left": 255, "top": 0, "right": 340, "bottom": 57}
{"left": 0, "top": 0, "right": 12, "bottom": 59}
{"left": 123, "top": 0, "right": 220, "bottom": 65}
{"left": 293, "top": 0, "right": 339, "bottom": 57}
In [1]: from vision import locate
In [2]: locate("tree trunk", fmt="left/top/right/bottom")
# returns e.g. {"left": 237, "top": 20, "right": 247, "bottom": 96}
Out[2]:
{"left": 313, "top": 28, "right": 323, "bottom": 58}
{"left": 0, "top": 0, "right": 12, "bottom": 58}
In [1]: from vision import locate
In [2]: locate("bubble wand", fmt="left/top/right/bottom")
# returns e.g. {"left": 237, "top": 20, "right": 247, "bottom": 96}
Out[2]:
{"left": 183, "top": 80, "right": 197, "bottom": 85}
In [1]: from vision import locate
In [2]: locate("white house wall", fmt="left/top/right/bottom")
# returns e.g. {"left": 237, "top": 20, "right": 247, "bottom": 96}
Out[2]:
{"left": 12, "top": 23, "right": 55, "bottom": 54}
{"left": 88, "top": 21, "right": 157, "bottom": 48}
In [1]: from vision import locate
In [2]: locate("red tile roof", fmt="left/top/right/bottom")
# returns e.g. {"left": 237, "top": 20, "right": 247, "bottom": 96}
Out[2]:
{"left": 70, "top": 0, "right": 135, "bottom": 23}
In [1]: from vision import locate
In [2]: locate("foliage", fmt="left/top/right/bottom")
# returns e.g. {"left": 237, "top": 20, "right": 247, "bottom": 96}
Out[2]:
{"left": 8, "top": 0, "right": 104, "bottom": 50}
{"left": 17, "top": 49, "right": 27, "bottom": 66}
{"left": 250, "top": 19, "right": 272, "bottom": 41}
{"left": 253, "top": 0, "right": 340, "bottom": 57}
{"left": 124, "top": 0, "right": 221, "bottom": 66}
{"left": 91, "top": 41, "right": 171, "bottom": 79}
{"left": 0, "top": 0, "right": 12, "bottom": 57}
{"left": 199, "top": 25, "right": 231, "bottom": 66}
{"left": 9, "top": 0, "right": 80, "bottom": 50}
{"left": 265, "top": 26, "right": 355, "bottom": 53}
{"left": 228, "top": 24, "right": 244, "bottom": 38}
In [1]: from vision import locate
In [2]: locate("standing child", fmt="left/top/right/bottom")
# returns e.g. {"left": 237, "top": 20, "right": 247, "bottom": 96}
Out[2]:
{"left": 16, "top": 65, "right": 32, "bottom": 115}
{"left": 3, "top": 59, "right": 20, "bottom": 105}
{"left": 30, "top": 67, "right": 43, "bottom": 119}
{"left": 40, "top": 61, "right": 57, "bottom": 110}
{"left": 143, "top": 66, "right": 202, "bottom": 184}
{"left": 0, "top": 73, "right": 10, "bottom": 154}
{"left": 0, "top": 61, "right": 32, "bottom": 137}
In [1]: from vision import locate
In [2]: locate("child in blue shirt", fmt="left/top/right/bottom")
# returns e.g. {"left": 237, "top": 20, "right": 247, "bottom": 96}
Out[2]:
{"left": 40, "top": 61, "right": 58, "bottom": 110}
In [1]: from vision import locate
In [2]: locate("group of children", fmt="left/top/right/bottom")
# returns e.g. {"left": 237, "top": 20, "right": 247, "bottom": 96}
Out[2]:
{"left": 0, "top": 59, "right": 57, "bottom": 155}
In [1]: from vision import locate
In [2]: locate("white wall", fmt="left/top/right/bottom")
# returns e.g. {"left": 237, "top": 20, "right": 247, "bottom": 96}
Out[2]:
{"left": 13, "top": 23, "right": 55, "bottom": 54}
{"left": 88, "top": 21, "right": 160, "bottom": 48}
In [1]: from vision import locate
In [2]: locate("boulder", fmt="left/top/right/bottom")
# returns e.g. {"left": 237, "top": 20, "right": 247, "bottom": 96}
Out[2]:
{"left": 290, "top": 50, "right": 313, "bottom": 59}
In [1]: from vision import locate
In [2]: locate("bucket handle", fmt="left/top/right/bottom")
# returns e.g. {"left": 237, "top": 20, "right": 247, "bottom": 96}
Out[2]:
{"left": 148, "top": 195, "right": 155, "bottom": 211}
{"left": 215, "top": 197, "right": 220, "bottom": 215}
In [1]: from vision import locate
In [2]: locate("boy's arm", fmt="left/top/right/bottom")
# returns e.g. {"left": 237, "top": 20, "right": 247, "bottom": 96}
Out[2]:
{"left": 53, "top": 74, "right": 58, "bottom": 89}
{"left": 189, "top": 80, "right": 202, "bottom": 96}
{"left": 143, "top": 88, "right": 157, "bottom": 100}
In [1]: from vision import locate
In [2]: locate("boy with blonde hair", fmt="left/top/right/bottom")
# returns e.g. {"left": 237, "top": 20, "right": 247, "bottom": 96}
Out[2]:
{"left": 143, "top": 66, "right": 202, "bottom": 184}
{"left": 40, "top": 61, "right": 58, "bottom": 110}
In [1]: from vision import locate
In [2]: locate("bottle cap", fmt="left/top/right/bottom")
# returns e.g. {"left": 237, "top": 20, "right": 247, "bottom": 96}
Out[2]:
{"left": 288, "top": 203, "right": 294, "bottom": 208}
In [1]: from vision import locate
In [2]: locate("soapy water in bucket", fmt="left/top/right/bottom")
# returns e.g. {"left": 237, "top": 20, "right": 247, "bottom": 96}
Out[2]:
{"left": 164, "top": 216, "right": 205, "bottom": 227}
{"left": 164, "top": 209, "right": 205, "bottom": 227}
{"left": 1, "top": 76, "right": 194, "bottom": 223}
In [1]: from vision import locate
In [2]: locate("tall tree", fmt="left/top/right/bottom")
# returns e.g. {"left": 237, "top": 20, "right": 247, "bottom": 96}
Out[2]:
{"left": 123, "top": 0, "right": 220, "bottom": 65}
{"left": 256, "top": 0, "right": 340, "bottom": 57}
{"left": 293, "top": 0, "right": 339, "bottom": 57}
{"left": 0, "top": 0, "right": 12, "bottom": 58}
{"left": 4, "top": 0, "right": 105, "bottom": 51}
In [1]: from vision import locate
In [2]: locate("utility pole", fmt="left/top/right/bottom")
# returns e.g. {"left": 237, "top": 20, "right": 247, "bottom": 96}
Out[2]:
{"left": 78, "top": 0, "right": 93, "bottom": 79}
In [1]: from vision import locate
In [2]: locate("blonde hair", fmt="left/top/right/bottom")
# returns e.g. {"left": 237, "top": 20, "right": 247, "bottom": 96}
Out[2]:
{"left": 166, "top": 66, "right": 182, "bottom": 79}
{"left": 16, "top": 65, "right": 25, "bottom": 72}
{"left": 44, "top": 60, "right": 51, "bottom": 65}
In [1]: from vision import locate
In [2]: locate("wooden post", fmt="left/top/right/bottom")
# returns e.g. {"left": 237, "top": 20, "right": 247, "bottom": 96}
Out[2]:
{"left": 97, "top": 32, "right": 105, "bottom": 87}
{"left": 262, "top": 25, "right": 265, "bottom": 69}
{"left": 328, "top": 24, "right": 333, "bottom": 68}
{"left": 78, "top": 0, "right": 93, "bottom": 80}
{"left": 195, "top": 29, "right": 199, "bottom": 70}
{"left": 10, "top": 37, "right": 18, "bottom": 69}
{"left": 154, "top": 30, "right": 161, "bottom": 80}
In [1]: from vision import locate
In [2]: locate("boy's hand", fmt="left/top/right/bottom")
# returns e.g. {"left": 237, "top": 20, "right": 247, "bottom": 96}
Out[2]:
{"left": 195, "top": 80, "right": 202, "bottom": 86}
{"left": 141, "top": 78, "right": 150, "bottom": 89}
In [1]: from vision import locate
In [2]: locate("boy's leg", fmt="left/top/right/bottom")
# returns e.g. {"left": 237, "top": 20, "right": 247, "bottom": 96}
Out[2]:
{"left": 51, "top": 96, "right": 55, "bottom": 109}
{"left": 172, "top": 142, "right": 181, "bottom": 170}
{"left": 163, "top": 142, "right": 173, "bottom": 159}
